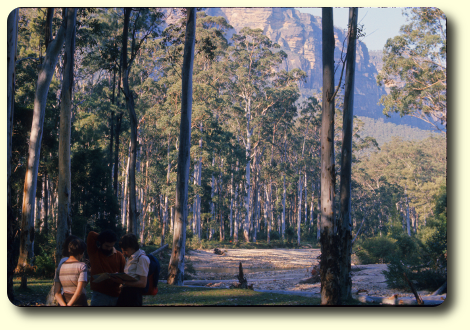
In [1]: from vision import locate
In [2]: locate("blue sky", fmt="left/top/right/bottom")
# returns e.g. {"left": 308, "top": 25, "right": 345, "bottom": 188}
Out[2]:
{"left": 295, "top": 7, "right": 408, "bottom": 51}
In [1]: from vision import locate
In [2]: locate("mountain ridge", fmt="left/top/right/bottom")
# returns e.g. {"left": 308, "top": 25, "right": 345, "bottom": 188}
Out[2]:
{"left": 203, "top": 8, "right": 433, "bottom": 130}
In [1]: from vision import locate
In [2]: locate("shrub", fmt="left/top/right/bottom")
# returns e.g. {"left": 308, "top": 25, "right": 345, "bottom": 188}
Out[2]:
{"left": 383, "top": 233, "right": 446, "bottom": 291}
{"left": 34, "top": 254, "right": 56, "bottom": 278}
{"left": 355, "top": 236, "right": 398, "bottom": 264}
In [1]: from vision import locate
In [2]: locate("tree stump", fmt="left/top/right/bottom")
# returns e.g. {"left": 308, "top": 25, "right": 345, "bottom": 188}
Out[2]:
{"left": 229, "top": 262, "right": 253, "bottom": 290}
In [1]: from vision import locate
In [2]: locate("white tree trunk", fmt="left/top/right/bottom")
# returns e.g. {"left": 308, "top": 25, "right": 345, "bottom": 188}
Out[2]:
{"left": 244, "top": 97, "right": 253, "bottom": 242}
{"left": 297, "top": 173, "right": 303, "bottom": 246}
{"left": 282, "top": 175, "right": 286, "bottom": 240}
{"left": 18, "top": 10, "right": 67, "bottom": 270}
{"left": 168, "top": 8, "right": 195, "bottom": 285}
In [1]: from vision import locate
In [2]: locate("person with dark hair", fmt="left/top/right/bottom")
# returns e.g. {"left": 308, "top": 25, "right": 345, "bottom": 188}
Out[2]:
{"left": 54, "top": 239, "right": 88, "bottom": 306}
{"left": 113, "top": 234, "right": 149, "bottom": 306}
{"left": 87, "top": 230, "right": 125, "bottom": 306}
{"left": 54, "top": 234, "right": 79, "bottom": 277}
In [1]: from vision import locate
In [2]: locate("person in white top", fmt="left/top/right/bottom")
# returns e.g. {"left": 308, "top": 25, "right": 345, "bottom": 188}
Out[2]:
{"left": 113, "top": 234, "right": 149, "bottom": 306}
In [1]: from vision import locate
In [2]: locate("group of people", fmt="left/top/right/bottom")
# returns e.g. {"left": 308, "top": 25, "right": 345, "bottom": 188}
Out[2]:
{"left": 53, "top": 230, "right": 150, "bottom": 307}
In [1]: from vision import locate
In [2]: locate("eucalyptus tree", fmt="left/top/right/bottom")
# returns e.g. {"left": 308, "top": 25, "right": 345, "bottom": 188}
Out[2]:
{"left": 338, "top": 7, "right": 358, "bottom": 302}
{"left": 120, "top": 8, "right": 164, "bottom": 235}
{"left": 7, "top": 7, "right": 19, "bottom": 303}
{"left": 56, "top": 8, "right": 77, "bottom": 264}
{"left": 320, "top": 7, "right": 340, "bottom": 305}
{"left": 377, "top": 8, "right": 446, "bottom": 130}
{"left": 168, "top": 7, "right": 196, "bottom": 286}
{"left": 228, "top": 27, "right": 301, "bottom": 242}
{"left": 18, "top": 8, "right": 67, "bottom": 279}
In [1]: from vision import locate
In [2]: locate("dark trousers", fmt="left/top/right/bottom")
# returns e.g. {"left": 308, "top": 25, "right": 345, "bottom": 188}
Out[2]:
{"left": 116, "top": 287, "right": 143, "bottom": 306}
{"left": 62, "top": 292, "right": 88, "bottom": 306}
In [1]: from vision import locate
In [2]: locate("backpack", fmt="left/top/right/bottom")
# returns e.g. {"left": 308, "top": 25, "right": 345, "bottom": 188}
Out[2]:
{"left": 142, "top": 253, "right": 160, "bottom": 295}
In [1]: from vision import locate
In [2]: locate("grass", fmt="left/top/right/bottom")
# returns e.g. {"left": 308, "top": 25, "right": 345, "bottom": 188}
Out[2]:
{"left": 144, "top": 283, "right": 321, "bottom": 306}
{"left": 12, "top": 277, "right": 373, "bottom": 306}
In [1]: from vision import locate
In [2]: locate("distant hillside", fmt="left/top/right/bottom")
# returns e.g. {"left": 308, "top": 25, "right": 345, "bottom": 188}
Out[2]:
{"left": 356, "top": 116, "right": 435, "bottom": 147}
{"left": 202, "top": 8, "right": 435, "bottom": 131}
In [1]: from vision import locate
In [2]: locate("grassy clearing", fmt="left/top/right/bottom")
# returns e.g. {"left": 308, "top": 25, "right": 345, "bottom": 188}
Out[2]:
{"left": 144, "top": 283, "right": 321, "bottom": 306}
{"left": 13, "top": 278, "right": 372, "bottom": 306}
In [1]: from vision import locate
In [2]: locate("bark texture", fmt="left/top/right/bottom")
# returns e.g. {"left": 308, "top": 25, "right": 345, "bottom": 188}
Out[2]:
{"left": 338, "top": 7, "right": 358, "bottom": 302}
{"left": 18, "top": 9, "right": 67, "bottom": 272}
{"left": 56, "top": 8, "right": 77, "bottom": 265}
{"left": 320, "top": 8, "right": 340, "bottom": 305}
{"left": 121, "top": 8, "right": 138, "bottom": 235}
{"left": 167, "top": 8, "right": 196, "bottom": 285}
{"left": 7, "top": 8, "right": 19, "bottom": 303}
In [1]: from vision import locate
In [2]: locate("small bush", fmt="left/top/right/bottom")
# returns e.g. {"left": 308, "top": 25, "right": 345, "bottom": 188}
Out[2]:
{"left": 383, "top": 233, "right": 446, "bottom": 291}
{"left": 34, "top": 254, "right": 56, "bottom": 278}
{"left": 355, "top": 236, "right": 397, "bottom": 264}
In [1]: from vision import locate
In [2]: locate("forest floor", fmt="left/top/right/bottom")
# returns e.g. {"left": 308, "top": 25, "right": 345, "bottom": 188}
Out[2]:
{"left": 185, "top": 248, "right": 433, "bottom": 299}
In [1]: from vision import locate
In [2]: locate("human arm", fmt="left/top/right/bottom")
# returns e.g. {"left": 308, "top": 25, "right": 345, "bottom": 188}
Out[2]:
{"left": 122, "top": 275, "right": 147, "bottom": 288}
{"left": 66, "top": 281, "right": 86, "bottom": 306}
{"left": 54, "top": 282, "right": 67, "bottom": 306}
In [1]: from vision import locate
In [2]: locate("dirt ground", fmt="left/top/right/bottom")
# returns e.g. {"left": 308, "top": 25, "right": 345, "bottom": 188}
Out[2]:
{"left": 186, "top": 248, "right": 432, "bottom": 298}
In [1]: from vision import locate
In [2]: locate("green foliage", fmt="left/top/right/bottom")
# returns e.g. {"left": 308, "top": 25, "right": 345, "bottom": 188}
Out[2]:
{"left": 357, "top": 116, "right": 432, "bottom": 148}
{"left": 377, "top": 8, "right": 446, "bottom": 130}
{"left": 71, "top": 147, "right": 120, "bottom": 237}
{"left": 384, "top": 186, "right": 446, "bottom": 291}
{"left": 355, "top": 236, "right": 398, "bottom": 264}
{"left": 33, "top": 232, "right": 57, "bottom": 278}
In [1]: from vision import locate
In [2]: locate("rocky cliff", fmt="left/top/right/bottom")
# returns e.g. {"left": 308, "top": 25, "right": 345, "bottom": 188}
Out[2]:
{"left": 201, "top": 8, "right": 433, "bottom": 129}
{"left": 204, "top": 7, "right": 386, "bottom": 119}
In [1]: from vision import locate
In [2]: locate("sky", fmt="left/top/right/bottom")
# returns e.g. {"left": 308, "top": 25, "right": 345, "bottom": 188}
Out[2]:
{"left": 295, "top": 7, "right": 409, "bottom": 51}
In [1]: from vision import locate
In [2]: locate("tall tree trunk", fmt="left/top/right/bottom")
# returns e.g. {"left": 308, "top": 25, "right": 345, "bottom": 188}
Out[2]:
{"left": 297, "top": 173, "right": 303, "bottom": 246}
{"left": 282, "top": 175, "right": 286, "bottom": 240}
{"left": 230, "top": 168, "right": 234, "bottom": 238}
{"left": 320, "top": 8, "right": 340, "bottom": 305}
{"left": 43, "top": 172, "right": 49, "bottom": 236}
{"left": 121, "top": 8, "right": 138, "bottom": 236}
{"left": 304, "top": 172, "right": 308, "bottom": 232}
{"left": 114, "top": 112, "right": 122, "bottom": 197}
{"left": 168, "top": 8, "right": 196, "bottom": 285}
{"left": 338, "top": 7, "right": 358, "bottom": 303}
{"left": 7, "top": 8, "right": 19, "bottom": 303}
{"left": 122, "top": 150, "right": 130, "bottom": 229}
{"left": 317, "top": 198, "right": 321, "bottom": 241}
{"left": 56, "top": 8, "right": 76, "bottom": 265}
{"left": 18, "top": 9, "right": 67, "bottom": 276}
{"left": 244, "top": 97, "right": 253, "bottom": 243}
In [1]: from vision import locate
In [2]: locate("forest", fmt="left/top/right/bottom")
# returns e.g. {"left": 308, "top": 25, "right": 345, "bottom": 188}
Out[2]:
{"left": 7, "top": 7, "right": 446, "bottom": 306}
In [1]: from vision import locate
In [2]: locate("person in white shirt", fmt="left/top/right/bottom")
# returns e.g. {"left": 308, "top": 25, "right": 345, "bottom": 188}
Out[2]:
{"left": 113, "top": 234, "right": 149, "bottom": 306}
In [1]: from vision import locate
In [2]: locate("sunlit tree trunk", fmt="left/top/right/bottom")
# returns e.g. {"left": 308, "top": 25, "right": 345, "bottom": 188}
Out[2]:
{"left": 18, "top": 9, "right": 67, "bottom": 278}
{"left": 282, "top": 175, "right": 286, "bottom": 240}
{"left": 121, "top": 8, "right": 138, "bottom": 236}
{"left": 339, "top": 7, "right": 358, "bottom": 303}
{"left": 7, "top": 7, "right": 19, "bottom": 303}
{"left": 320, "top": 7, "right": 340, "bottom": 305}
{"left": 297, "top": 173, "right": 303, "bottom": 246}
{"left": 56, "top": 8, "right": 77, "bottom": 265}
{"left": 168, "top": 8, "right": 196, "bottom": 285}
{"left": 244, "top": 96, "right": 253, "bottom": 242}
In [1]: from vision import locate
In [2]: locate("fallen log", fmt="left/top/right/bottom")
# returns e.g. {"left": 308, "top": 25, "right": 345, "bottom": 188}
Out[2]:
{"left": 357, "top": 294, "right": 446, "bottom": 305}
{"left": 403, "top": 271, "right": 423, "bottom": 305}
{"left": 432, "top": 281, "right": 447, "bottom": 296}
{"left": 214, "top": 248, "right": 226, "bottom": 255}
{"left": 149, "top": 243, "right": 169, "bottom": 256}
